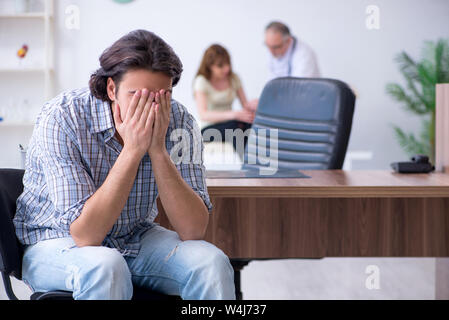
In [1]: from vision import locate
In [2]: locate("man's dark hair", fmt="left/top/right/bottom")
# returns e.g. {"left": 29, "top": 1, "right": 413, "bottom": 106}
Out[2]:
{"left": 89, "top": 29, "right": 183, "bottom": 102}
{"left": 265, "top": 21, "right": 291, "bottom": 37}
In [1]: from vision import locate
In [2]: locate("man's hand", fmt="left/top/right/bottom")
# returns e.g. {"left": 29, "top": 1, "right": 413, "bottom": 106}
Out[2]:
{"left": 72, "top": 89, "right": 156, "bottom": 247}
{"left": 148, "top": 89, "right": 171, "bottom": 157}
{"left": 113, "top": 89, "right": 156, "bottom": 158}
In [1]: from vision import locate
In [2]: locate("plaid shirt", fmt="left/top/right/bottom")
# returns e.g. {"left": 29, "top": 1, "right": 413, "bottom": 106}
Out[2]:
{"left": 13, "top": 87, "right": 212, "bottom": 257}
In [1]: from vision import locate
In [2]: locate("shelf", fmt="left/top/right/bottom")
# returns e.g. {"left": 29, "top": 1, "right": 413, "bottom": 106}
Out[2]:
{"left": 0, "top": 68, "right": 53, "bottom": 73}
{"left": 1, "top": 0, "right": 54, "bottom": 106}
{"left": 0, "top": 12, "right": 52, "bottom": 19}
{"left": 0, "top": 122, "right": 35, "bottom": 127}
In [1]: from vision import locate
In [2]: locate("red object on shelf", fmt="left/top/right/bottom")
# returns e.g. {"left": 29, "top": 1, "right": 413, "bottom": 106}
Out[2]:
{"left": 17, "top": 44, "right": 29, "bottom": 59}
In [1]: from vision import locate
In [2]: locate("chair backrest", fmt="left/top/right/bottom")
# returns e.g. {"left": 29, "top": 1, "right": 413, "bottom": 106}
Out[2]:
{"left": 243, "top": 77, "right": 356, "bottom": 170}
{"left": 0, "top": 169, "right": 25, "bottom": 279}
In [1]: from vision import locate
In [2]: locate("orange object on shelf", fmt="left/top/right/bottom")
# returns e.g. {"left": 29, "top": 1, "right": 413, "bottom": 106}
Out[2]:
{"left": 17, "top": 44, "right": 29, "bottom": 59}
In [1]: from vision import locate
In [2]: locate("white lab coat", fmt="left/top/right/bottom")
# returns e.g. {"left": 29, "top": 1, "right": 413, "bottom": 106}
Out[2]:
{"left": 268, "top": 37, "right": 321, "bottom": 81}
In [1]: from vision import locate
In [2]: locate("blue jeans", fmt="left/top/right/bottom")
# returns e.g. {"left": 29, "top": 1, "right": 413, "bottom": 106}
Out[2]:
{"left": 21, "top": 224, "right": 236, "bottom": 300}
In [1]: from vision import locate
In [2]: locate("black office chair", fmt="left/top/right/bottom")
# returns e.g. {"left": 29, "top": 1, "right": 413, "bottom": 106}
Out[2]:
{"left": 0, "top": 168, "right": 180, "bottom": 300}
{"left": 232, "top": 77, "right": 356, "bottom": 299}
{"left": 243, "top": 77, "right": 355, "bottom": 170}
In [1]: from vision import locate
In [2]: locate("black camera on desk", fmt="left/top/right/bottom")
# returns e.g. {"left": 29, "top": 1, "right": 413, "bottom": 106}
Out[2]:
{"left": 391, "top": 154, "right": 435, "bottom": 173}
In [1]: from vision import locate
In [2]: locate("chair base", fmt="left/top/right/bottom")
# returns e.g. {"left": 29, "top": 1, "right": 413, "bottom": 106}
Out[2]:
{"left": 231, "top": 259, "right": 250, "bottom": 300}
{"left": 31, "top": 290, "right": 73, "bottom": 300}
{"left": 30, "top": 286, "right": 182, "bottom": 300}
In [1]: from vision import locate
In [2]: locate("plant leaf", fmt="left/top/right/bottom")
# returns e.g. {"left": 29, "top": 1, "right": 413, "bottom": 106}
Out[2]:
{"left": 386, "top": 83, "right": 427, "bottom": 114}
{"left": 393, "top": 126, "right": 428, "bottom": 156}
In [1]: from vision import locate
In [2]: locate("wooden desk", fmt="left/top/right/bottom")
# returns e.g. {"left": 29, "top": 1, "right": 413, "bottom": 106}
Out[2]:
{"left": 155, "top": 170, "right": 449, "bottom": 298}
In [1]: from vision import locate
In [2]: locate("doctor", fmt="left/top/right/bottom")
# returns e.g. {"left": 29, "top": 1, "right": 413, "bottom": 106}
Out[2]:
{"left": 265, "top": 21, "right": 321, "bottom": 80}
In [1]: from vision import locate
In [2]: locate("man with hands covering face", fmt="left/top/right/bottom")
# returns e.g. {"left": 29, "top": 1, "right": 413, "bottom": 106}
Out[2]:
{"left": 13, "top": 30, "right": 235, "bottom": 300}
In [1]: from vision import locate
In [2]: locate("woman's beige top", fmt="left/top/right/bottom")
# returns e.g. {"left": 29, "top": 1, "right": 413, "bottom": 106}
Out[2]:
{"left": 193, "top": 73, "right": 242, "bottom": 129}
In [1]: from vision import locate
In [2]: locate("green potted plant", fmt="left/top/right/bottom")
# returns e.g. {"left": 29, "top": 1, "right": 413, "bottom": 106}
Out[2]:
{"left": 386, "top": 39, "right": 449, "bottom": 164}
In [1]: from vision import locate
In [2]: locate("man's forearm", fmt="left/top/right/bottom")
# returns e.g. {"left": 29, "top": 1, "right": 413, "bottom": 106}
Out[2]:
{"left": 70, "top": 147, "right": 141, "bottom": 247}
{"left": 150, "top": 150, "right": 209, "bottom": 241}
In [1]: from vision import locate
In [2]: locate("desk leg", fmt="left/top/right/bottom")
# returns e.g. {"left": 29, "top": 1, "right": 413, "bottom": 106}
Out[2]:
{"left": 436, "top": 258, "right": 449, "bottom": 300}
{"left": 230, "top": 259, "right": 250, "bottom": 300}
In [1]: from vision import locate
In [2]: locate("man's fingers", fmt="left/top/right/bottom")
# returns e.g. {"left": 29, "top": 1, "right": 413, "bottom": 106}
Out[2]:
{"left": 145, "top": 102, "right": 156, "bottom": 130}
{"left": 155, "top": 103, "right": 160, "bottom": 128}
{"left": 138, "top": 91, "right": 155, "bottom": 125}
{"left": 155, "top": 91, "right": 161, "bottom": 110}
{"left": 165, "top": 90, "right": 172, "bottom": 122}
{"left": 151, "top": 103, "right": 161, "bottom": 135}
{"left": 157, "top": 90, "right": 164, "bottom": 119}
{"left": 113, "top": 102, "right": 122, "bottom": 126}
{"left": 154, "top": 91, "right": 164, "bottom": 122}
{"left": 157, "top": 89, "right": 171, "bottom": 123}
{"left": 139, "top": 98, "right": 153, "bottom": 128}
{"left": 147, "top": 91, "right": 156, "bottom": 111}
{"left": 124, "top": 90, "right": 141, "bottom": 122}
{"left": 133, "top": 89, "right": 150, "bottom": 122}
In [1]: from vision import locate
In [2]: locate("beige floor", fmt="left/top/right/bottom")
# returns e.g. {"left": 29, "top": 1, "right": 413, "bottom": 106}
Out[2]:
{"left": 240, "top": 258, "right": 435, "bottom": 300}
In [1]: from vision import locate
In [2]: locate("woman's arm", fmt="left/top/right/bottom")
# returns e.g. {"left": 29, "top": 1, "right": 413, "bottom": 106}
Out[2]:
{"left": 236, "top": 87, "right": 258, "bottom": 112}
{"left": 195, "top": 91, "right": 254, "bottom": 123}
{"left": 194, "top": 91, "right": 235, "bottom": 123}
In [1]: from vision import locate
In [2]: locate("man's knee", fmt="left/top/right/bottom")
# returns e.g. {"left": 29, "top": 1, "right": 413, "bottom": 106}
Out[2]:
{"left": 180, "top": 240, "right": 235, "bottom": 299}
{"left": 74, "top": 247, "right": 133, "bottom": 299}
{"left": 206, "top": 245, "right": 234, "bottom": 279}
{"left": 184, "top": 241, "right": 234, "bottom": 284}
{"left": 92, "top": 248, "right": 130, "bottom": 277}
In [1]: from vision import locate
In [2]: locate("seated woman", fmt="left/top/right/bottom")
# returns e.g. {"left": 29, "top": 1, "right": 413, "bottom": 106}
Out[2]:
{"left": 194, "top": 44, "right": 257, "bottom": 159}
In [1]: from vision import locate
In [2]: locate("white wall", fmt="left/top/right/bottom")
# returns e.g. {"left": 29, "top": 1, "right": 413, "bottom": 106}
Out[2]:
{"left": 1, "top": 0, "right": 449, "bottom": 169}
